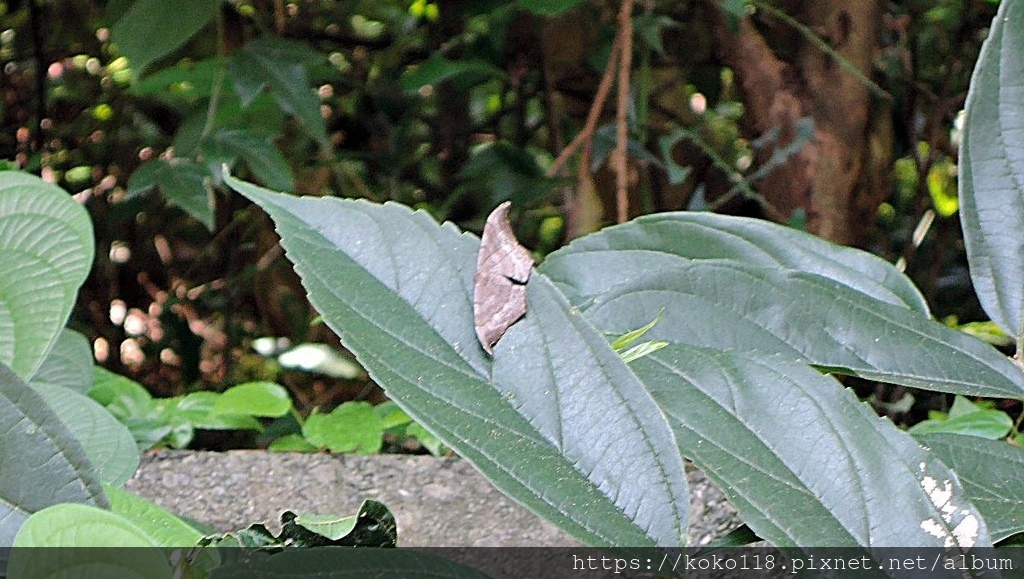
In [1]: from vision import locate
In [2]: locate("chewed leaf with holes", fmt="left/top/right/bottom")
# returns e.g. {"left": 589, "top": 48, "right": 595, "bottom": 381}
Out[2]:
{"left": 915, "top": 433, "right": 1024, "bottom": 542}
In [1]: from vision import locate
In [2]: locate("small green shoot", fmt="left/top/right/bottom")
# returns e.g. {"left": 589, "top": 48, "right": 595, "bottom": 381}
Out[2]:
{"left": 954, "top": 319, "right": 1015, "bottom": 348}
{"left": 611, "top": 310, "right": 668, "bottom": 363}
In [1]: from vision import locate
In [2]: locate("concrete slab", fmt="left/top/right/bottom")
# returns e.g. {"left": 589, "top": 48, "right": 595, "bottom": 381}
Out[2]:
{"left": 127, "top": 451, "right": 740, "bottom": 547}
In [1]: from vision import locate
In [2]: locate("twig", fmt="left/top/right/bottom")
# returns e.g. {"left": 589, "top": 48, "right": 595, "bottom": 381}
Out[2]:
{"left": 546, "top": 27, "right": 623, "bottom": 178}
{"left": 614, "top": 0, "right": 635, "bottom": 223}
{"left": 274, "top": 0, "right": 287, "bottom": 35}
{"left": 199, "top": 12, "right": 228, "bottom": 144}
{"left": 673, "top": 127, "right": 786, "bottom": 221}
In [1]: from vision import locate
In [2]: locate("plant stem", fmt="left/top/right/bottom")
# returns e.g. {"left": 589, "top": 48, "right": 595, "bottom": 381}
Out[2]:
{"left": 614, "top": 0, "right": 636, "bottom": 224}
{"left": 199, "top": 11, "right": 228, "bottom": 144}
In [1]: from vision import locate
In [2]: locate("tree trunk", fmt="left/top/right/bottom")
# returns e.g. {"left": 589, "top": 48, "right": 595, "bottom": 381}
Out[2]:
{"left": 717, "top": 0, "right": 890, "bottom": 246}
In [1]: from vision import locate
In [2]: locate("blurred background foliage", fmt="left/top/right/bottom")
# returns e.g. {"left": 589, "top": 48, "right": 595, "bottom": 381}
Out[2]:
{"left": 0, "top": 0, "right": 1012, "bottom": 446}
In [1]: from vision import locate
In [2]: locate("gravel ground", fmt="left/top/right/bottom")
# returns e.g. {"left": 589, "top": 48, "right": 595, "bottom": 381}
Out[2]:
{"left": 127, "top": 450, "right": 741, "bottom": 548}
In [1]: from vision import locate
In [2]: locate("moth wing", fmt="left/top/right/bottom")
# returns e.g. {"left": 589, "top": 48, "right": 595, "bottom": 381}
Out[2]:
{"left": 473, "top": 271, "right": 529, "bottom": 353}
{"left": 473, "top": 202, "right": 535, "bottom": 354}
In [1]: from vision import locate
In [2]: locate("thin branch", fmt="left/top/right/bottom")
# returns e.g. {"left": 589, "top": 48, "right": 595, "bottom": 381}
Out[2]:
{"left": 199, "top": 12, "right": 228, "bottom": 144}
{"left": 614, "top": 0, "right": 635, "bottom": 223}
{"left": 541, "top": 47, "right": 563, "bottom": 158}
{"left": 174, "top": 205, "right": 260, "bottom": 289}
{"left": 274, "top": 0, "right": 286, "bottom": 35}
{"left": 546, "top": 29, "right": 623, "bottom": 178}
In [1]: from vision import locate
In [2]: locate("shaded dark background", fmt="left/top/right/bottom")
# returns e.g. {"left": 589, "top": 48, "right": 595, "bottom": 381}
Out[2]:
{"left": 0, "top": 0, "right": 1012, "bottom": 442}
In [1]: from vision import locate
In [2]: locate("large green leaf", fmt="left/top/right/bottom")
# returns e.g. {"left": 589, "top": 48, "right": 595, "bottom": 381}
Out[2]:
{"left": 400, "top": 54, "right": 503, "bottom": 92}
{"left": 211, "top": 381, "right": 291, "bottom": 418}
{"left": 545, "top": 260, "right": 1024, "bottom": 398}
{"left": 12, "top": 503, "right": 162, "bottom": 549}
{"left": 915, "top": 433, "right": 1024, "bottom": 542}
{"left": 303, "top": 402, "right": 384, "bottom": 454}
{"left": 110, "top": 0, "right": 222, "bottom": 80}
{"left": 0, "top": 363, "right": 107, "bottom": 546}
{"left": 200, "top": 127, "right": 295, "bottom": 192}
{"left": 10, "top": 503, "right": 175, "bottom": 579}
{"left": 908, "top": 409, "right": 1013, "bottom": 439}
{"left": 542, "top": 212, "right": 929, "bottom": 314}
{"left": 0, "top": 172, "right": 94, "bottom": 379}
{"left": 229, "top": 38, "right": 330, "bottom": 150}
{"left": 30, "top": 328, "right": 93, "bottom": 394}
{"left": 959, "top": 0, "right": 1024, "bottom": 341}
{"left": 30, "top": 383, "right": 139, "bottom": 487}
{"left": 129, "top": 56, "right": 222, "bottom": 104}
{"left": 127, "top": 159, "right": 215, "bottom": 230}
{"left": 105, "top": 485, "right": 204, "bottom": 547}
{"left": 227, "top": 175, "right": 686, "bottom": 547}
{"left": 28, "top": 331, "right": 139, "bottom": 486}
{"left": 493, "top": 276, "right": 689, "bottom": 544}
{"left": 633, "top": 346, "right": 991, "bottom": 548}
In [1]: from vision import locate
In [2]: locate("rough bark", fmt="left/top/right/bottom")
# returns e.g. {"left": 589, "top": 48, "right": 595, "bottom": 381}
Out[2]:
{"left": 718, "top": 0, "right": 890, "bottom": 245}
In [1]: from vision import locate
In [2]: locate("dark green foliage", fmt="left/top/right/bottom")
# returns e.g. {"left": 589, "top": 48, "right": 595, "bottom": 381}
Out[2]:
{"left": 228, "top": 169, "right": 1022, "bottom": 547}
{"left": 1, "top": 0, "right": 1023, "bottom": 563}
